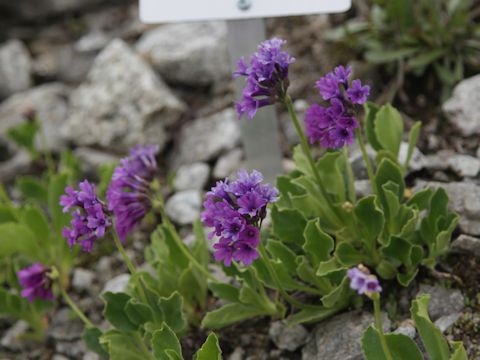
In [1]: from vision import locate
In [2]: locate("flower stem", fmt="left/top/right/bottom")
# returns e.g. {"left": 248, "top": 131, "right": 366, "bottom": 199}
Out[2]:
{"left": 354, "top": 128, "right": 378, "bottom": 196}
{"left": 112, "top": 230, "right": 137, "bottom": 276}
{"left": 258, "top": 241, "right": 321, "bottom": 311}
{"left": 373, "top": 294, "right": 393, "bottom": 360}
{"left": 61, "top": 288, "right": 94, "bottom": 328}
{"left": 342, "top": 146, "right": 357, "bottom": 204}
{"left": 284, "top": 95, "right": 342, "bottom": 228}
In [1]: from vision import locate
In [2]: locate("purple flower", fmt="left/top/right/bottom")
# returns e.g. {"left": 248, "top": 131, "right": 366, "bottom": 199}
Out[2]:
{"left": 306, "top": 65, "right": 369, "bottom": 150}
{"left": 61, "top": 180, "right": 111, "bottom": 253}
{"left": 347, "top": 79, "right": 370, "bottom": 105}
{"left": 201, "top": 170, "right": 278, "bottom": 267}
{"left": 107, "top": 145, "right": 159, "bottom": 241}
{"left": 17, "top": 263, "right": 54, "bottom": 302}
{"left": 347, "top": 266, "right": 382, "bottom": 296}
{"left": 234, "top": 38, "right": 295, "bottom": 119}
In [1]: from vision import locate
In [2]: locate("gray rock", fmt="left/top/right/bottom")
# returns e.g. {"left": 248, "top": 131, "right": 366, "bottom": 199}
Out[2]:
{"left": 0, "top": 83, "right": 70, "bottom": 152}
{"left": 102, "top": 273, "right": 130, "bottom": 294}
{"left": 48, "top": 307, "right": 84, "bottom": 341}
{"left": 448, "top": 154, "right": 480, "bottom": 178}
{"left": 393, "top": 320, "right": 416, "bottom": 339}
{"left": 269, "top": 321, "right": 309, "bottom": 352}
{"left": 355, "top": 180, "right": 373, "bottom": 198}
{"left": 165, "top": 190, "right": 202, "bottom": 225}
{"left": 350, "top": 144, "right": 376, "bottom": 180}
{"left": 0, "top": 151, "right": 32, "bottom": 183}
{"left": 434, "top": 312, "right": 462, "bottom": 333}
{"left": 1, "top": 320, "right": 30, "bottom": 351}
{"left": 83, "top": 352, "right": 101, "bottom": 360}
{"left": 452, "top": 234, "right": 480, "bottom": 257}
{"left": 2, "top": 0, "right": 103, "bottom": 19}
{"left": 213, "top": 148, "right": 244, "bottom": 179}
{"left": 0, "top": 40, "right": 32, "bottom": 98}
{"left": 174, "top": 162, "right": 210, "bottom": 191}
{"left": 302, "top": 311, "right": 390, "bottom": 360}
{"left": 176, "top": 109, "right": 240, "bottom": 164}
{"left": 74, "top": 147, "right": 119, "bottom": 174}
{"left": 55, "top": 339, "right": 87, "bottom": 358}
{"left": 52, "top": 355, "right": 70, "bottom": 360}
{"left": 228, "top": 347, "right": 245, "bottom": 360}
{"left": 72, "top": 268, "right": 95, "bottom": 292}
{"left": 62, "top": 39, "right": 185, "bottom": 152}
{"left": 398, "top": 142, "right": 425, "bottom": 172}
{"left": 443, "top": 74, "right": 480, "bottom": 136}
{"left": 136, "top": 22, "right": 229, "bottom": 86}
{"left": 414, "top": 181, "right": 480, "bottom": 236}
{"left": 418, "top": 284, "right": 464, "bottom": 321}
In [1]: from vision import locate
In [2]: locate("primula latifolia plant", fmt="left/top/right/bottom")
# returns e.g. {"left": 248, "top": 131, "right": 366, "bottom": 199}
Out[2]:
{"left": 201, "top": 38, "right": 458, "bottom": 328}
{"left": 347, "top": 265, "right": 468, "bottom": 360}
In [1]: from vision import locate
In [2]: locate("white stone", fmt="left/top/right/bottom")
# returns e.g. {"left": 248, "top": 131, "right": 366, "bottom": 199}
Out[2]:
{"left": 102, "top": 273, "right": 131, "bottom": 294}
{"left": 213, "top": 148, "right": 244, "bottom": 179}
{"left": 136, "top": 22, "right": 229, "bottom": 86}
{"left": 72, "top": 268, "right": 95, "bottom": 292}
{"left": 62, "top": 39, "right": 185, "bottom": 151}
{"left": 174, "top": 162, "right": 210, "bottom": 191}
{"left": 165, "top": 190, "right": 202, "bottom": 225}
{"left": 0, "top": 40, "right": 32, "bottom": 98}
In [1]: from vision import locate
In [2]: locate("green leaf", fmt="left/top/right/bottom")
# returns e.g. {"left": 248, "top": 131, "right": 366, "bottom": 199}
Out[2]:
{"left": 354, "top": 196, "right": 384, "bottom": 251}
{"left": 335, "top": 242, "right": 367, "bottom": 266}
{"left": 194, "top": 333, "right": 222, "bottom": 360}
{"left": 362, "top": 325, "right": 423, "bottom": 360}
{"left": 158, "top": 292, "right": 187, "bottom": 333}
{"left": 316, "top": 152, "right": 347, "bottom": 202}
{"left": 101, "top": 330, "right": 151, "bottom": 360}
{"left": 449, "top": 341, "right": 468, "bottom": 360}
{"left": 208, "top": 282, "right": 240, "bottom": 303}
{"left": 375, "top": 159, "right": 405, "bottom": 219}
{"left": 321, "top": 276, "right": 351, "bottom": 308}
{"left": 83, "top": 327, "right": 108, "bottom": 358}
{"left": 364, "top": 102, "right": 383, "bottom": 151}
{"left": 6, "top": 120, "right": 39, "bottom": 154}
{"left": 286, "top": 306, "right": 342, "bottom": 326}
{"left": 317, "top": 258, "right": 345, "bottom": 277}
{"left": 202, "top": 303, "right": 267, "bottom": 329}
{"left": 405, "top": 122, "right": 421, "bottom": 169}
{"left": 408, "top": 49, "right": 447, "bottom": 70}
{"left": 16, "top": 177, "right": 48, "bottom": 204}
{"left": 21, "top": 206, "right": 49, "bottom": 247}
{"left": 48, "top": 173, "right": 70, "bottom": 233}
{"left": 0, "top": 223, "right": 39, "bottom": 259}
{"left": 365, "top": 48, "right": 418, "bottom": 63}
{"left": 271, "top": 206, "right": 307, "bottom": 245}
{"left": 152, "top": 325, "right": 183, "bottom": 360}
{"left": 303, "top": 218, "right": 334, "bottom": 266}
{"left": 374, "top": 104, "right": 404, "bottom": 158}
{"left": 411, "top": 294, "right": 450, "bottom": 360}
{"left": 0, "top": 205, "right": 18, "bottom": 223}
{"left": 407, "top": 187, "right": 433, "bottom": 210}
{"left": 266, "top": 240, "right": 297, "bottom": 274}
{"left": 103, "top": 292, "right": 137, "bottom": 332}
{"left": 125, "top": 299, "right": 154, "bottom": 328}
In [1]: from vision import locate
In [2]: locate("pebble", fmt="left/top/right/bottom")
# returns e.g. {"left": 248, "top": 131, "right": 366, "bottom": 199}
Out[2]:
{"left": 165, "top": 190, "right": 203, "bottom": 225}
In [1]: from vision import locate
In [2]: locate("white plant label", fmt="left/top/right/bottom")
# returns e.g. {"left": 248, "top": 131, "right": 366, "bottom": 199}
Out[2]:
{"left": 140, "top": 0, "right": 351, "bottom": 23}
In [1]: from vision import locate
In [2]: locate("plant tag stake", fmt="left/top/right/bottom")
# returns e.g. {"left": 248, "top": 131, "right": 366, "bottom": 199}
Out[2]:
{"left": 139, "top": 0, "right": 351, "bottom": 182}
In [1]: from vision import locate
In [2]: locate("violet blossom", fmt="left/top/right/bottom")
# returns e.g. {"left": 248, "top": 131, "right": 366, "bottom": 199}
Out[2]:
{"left": 201, "top": 170, "right": 278, "bottom": 266}
{"left": 17, "top": 263, "right": 54, "bottom": 302}
{"left": 347, "top": 266, "right": 382, "bottom": 296}
{"left": 60, "top": 180, "right": 111, "bottom": 252}
{"left": 305, "top": 65, "right": 370, "bottom": 149}
{"left": 107, "top": 144, "right": 159, "bottom": 241}
{"left": 234, "top": 38, "right": 295, "bottom": 119}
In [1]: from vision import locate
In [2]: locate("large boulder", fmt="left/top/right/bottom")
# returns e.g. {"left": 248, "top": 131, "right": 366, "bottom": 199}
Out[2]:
{"left": 62, "top": 39, "right": 185, "bottom": 151}
{"left": 443, "top": 74, "right": 480, "bottom": 136}
{"left": 136, "top": 22, "right": 229, "bottom": 86}
{"left": 0, "top": 83, "right": 70, "bottom": 152}
{"left": 0, "top": 40, "right": 32, "bottom": 99}
{"left": 0, "top": 0, "right": 103, "bottom": 20}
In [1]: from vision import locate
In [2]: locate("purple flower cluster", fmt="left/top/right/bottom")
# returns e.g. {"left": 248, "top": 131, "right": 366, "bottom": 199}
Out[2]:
{"left": 234, "top": 38, "right": 295, "bottom": 119}
{"left": 17, "top": 263, "right": 54, "bottom": 302}
{"left": 201, "top": 170, "right": 278, "bottom": 267}
{"left": 305, "top": 66, "right": 370, "bottom": 149}
{"left": 107, "top": 145, "right": 159, "bottom": 241}
{"left": 347, "top": 266, "right": 382, "bottom": 296}
{"left": 60, "top": 180, "right": 111, "bottom": 252}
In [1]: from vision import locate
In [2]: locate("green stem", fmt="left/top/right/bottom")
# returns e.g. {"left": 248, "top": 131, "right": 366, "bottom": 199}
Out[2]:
{"left": 36, "top": 117, "right": 55, "bottom": 176}
{"left": 284, "top": 95, "right": 342, "bottom": 228}
{"left": 342, "top": 146, "right": 357, "bottom": 204}
{"left": 112, "top": 230, "right": 137, "bottom": 276}
{"left": 61, "top": 288, "right": 94, "bottom": 328}
{"left": 258, "top": 242, "right": 321, "bottom": 311}
{"left": 134, "top": 332, "right": 154, "bottom": 360}
{"left": 373, "top": 294, "right": 393, "bottom": 360}
{"left": 354, "top": 128, "right": 378, "bottom": 196}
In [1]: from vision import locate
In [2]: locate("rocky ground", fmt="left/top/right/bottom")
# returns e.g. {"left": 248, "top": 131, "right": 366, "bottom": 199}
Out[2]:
{"left": 0, "top": 0, "right": 479, "bottom": 359}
